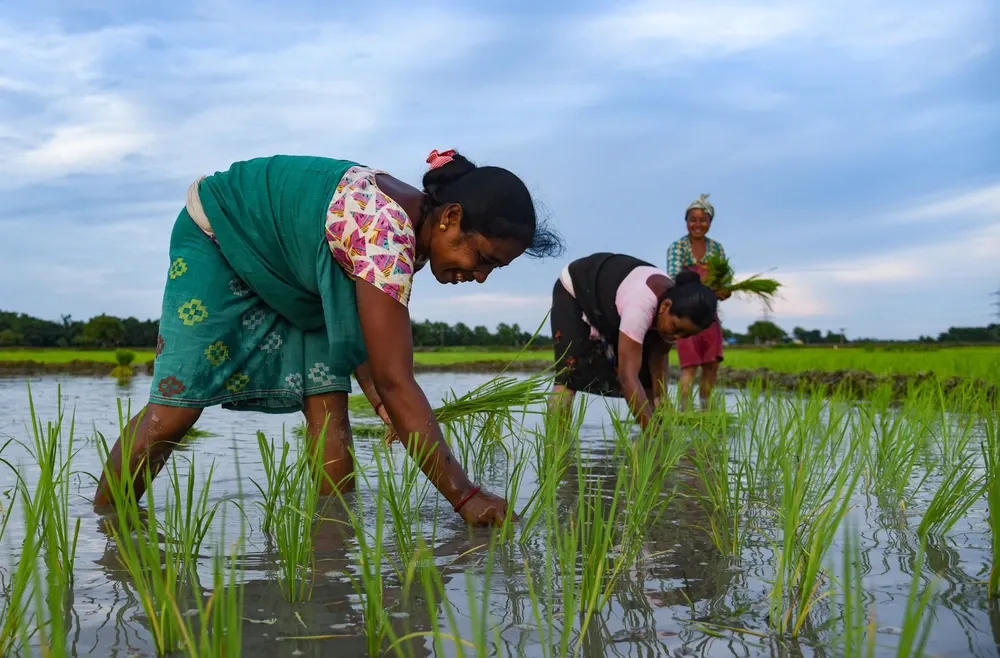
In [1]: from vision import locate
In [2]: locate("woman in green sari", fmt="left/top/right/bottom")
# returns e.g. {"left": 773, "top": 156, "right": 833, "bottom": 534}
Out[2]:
{"left": 93, "top": 149, "right": 562, "bottom": 527}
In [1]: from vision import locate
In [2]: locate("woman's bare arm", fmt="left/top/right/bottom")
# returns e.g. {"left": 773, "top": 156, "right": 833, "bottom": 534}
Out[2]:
{"left": 617, "top": 332, "right": 653, "bottom": 430}
{"left": 353, "top": 282, "right": 476, "bottom": 505}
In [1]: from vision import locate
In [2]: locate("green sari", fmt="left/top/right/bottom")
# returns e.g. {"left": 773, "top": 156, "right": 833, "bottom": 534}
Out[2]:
{"left": 151, "top": 155, "right": 368, "bottom": 413}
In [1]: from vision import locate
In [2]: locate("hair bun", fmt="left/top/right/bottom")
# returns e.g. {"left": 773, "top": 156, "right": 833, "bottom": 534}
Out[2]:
{"left": 421, "top": 152, "right": 477, "bottom": 196}
{"left": 674, "top": 270, "right": 702, "bottom": 286}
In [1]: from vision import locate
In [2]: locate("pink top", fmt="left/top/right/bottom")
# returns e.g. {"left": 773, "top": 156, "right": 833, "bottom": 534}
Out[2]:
{"left": 559, "top": 264, "right": 666, "bottom": 344}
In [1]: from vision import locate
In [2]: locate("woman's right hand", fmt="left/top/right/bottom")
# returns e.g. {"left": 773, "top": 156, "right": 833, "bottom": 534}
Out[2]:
{"left": 457, "top": 488, "right": 518, "bottom": 527}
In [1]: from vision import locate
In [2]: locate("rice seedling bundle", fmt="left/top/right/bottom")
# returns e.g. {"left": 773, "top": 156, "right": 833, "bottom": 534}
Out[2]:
{"left": 383, "top": 372, "right": 553, "bottom": 447}
{"left": 704, "top": 252, "right": 782, "bottom": 309}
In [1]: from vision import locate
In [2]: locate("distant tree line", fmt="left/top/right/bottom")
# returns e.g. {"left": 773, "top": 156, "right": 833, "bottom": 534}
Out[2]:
{"left": 723, "top": 320, "right": 1000, "bottom": 346}
{"left": 0, "top": 311, "right": 552, "bottom": 349}
{"left": 2, "top": 310, "right": 998, "bottom": 350}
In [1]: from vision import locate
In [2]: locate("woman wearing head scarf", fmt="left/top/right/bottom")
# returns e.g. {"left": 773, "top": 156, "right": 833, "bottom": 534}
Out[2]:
{"left": 666, "top": 194, "right": 731, "bottom": 411}
{"left": 548, "top": 252, "right": 718, "bottom": 430}
{"left": 93, "top": 150, "right": 562, "bottom": 527}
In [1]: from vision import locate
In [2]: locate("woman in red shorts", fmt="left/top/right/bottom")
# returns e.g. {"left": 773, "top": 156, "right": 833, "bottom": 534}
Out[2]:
{"left": 665, "top": 194, "right": 731, "bottom": 411}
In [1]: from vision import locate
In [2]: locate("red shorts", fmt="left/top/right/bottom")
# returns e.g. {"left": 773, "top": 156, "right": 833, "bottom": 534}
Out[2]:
{"left": 676, "top": 320, "right": 724, "bottom": 369}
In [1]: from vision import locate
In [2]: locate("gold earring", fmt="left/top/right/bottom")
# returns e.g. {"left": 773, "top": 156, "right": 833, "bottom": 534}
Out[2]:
{"left": 439, "top": 223, "right": 446, "bottom": 230}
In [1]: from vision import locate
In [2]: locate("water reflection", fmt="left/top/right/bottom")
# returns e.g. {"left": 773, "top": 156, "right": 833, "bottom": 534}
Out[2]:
{"left": 0, "top": 375, "right": 997, "bottom": 657}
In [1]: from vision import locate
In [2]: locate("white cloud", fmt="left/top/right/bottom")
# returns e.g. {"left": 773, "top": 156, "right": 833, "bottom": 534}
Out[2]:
{"left": 570, "top": 0, "right": 994, "bottom": 94}
{"left": 721, "top": 271, "right": 830, "bottom": 324}
{"left": 886, "top": 183, "right": 1000, "bottom": 224}
{"left": 574, "top": 2, "right": 808, "bottom": 61}
{"left": 14, "top": 94, "right": 153, "bottom": 171}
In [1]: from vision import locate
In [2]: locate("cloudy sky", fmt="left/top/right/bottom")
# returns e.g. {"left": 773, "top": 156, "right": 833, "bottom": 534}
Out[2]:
{"left": 1, "top": 0, "right": 997, "bottom": 339}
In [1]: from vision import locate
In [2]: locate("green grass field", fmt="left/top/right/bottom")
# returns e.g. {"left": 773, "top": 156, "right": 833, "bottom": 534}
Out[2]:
{"left": 2, "top": 345, "right": 998, "bottom": 384}
{"left": 721, "top": 346, "right": 1000, "bottom": 384}
{"left": 0, "top": 347, "right": 548, "bottom": 366}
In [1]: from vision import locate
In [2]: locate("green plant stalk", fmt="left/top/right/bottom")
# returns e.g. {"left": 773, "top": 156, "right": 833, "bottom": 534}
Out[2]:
{"left": 31, "top": 487, "right": 72, "bottom": 658}
{"left": 517, "top": 397, "right": 586, "bottom": 541}
{"left": 855, "top": 385, "right": 929, "bottom": 509}
{"left": 163, "top": 453, "right": 221, "bottom": 562}
{"left": 768, "top": 390, "right": 862, "bottom": 637}
{"left": 682, "top": 407, "right": 750, "bottom": 556}
{"left": 983, "top": 411, "right": 1000, "bottom": 596}
{"left": 916, "top": 451, "right": 986, "bottom": 538}
{"left": 250, "top": 429, "right": 294, "bottom": 536}
{"left": 22, "top": 386, "right": 82, "bottom": 587}
{"left": 327, "top": 444, "right": 393, "bottom": 656}
{"left": 182, "top": 440, "right": 246, "bottom": 658}
{"left": 272, "top": 424, "right": 326, "bottom": 603}
{"left": 95, "top": 400, "right": 196, "bottom": 655}
{"left": 895, "top": 545, "right": 936, "bottom": 658}
{"left": 377, "top": 440, "right": 434, "bottom": 576}
{"left": 0, "top": 470, "right": 42, "bottom": 656}
{"left": 840, "top": 521, "right": 876, "bottom": 658}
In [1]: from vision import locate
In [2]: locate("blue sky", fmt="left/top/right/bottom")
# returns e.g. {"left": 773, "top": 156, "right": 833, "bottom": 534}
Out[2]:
{"left": 1, "top": 0, "right": 997, "bottom": 339}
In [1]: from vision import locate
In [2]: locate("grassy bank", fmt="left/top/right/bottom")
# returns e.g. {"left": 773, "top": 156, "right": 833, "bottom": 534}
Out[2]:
{"left": 722, "top": 345, "right": 1000, "bottom": 384}
{"left": 2, "top": 345, "right": 999, "bottom": 386}
{"left": 0, "top": 347, "right": 550, "bottom": 366}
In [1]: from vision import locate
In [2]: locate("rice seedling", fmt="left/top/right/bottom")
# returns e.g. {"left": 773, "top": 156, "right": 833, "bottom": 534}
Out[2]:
{"left": 270, "top": 426, "right": 326, "bottom": 603}
{"left": 915, "top": 450, "right": 985, "bottom": 538}
{"left": 575, "top": 450, "right": 624, "bottom": 637}
{"left": 704, "top": 252, "right": 782, "bottom": 309}
{"left": 110, "top": 349, "right": 136, "bottom": 379}
{"left": 397, "top": 532, "right": 504, "bottom": 658}
{"left": 181, "top": 440, "right": 246, "bottom": 658}
{"left": 854, "top": 385, "right": 930, "bottom": 510}
{"left": 94, "top": 400, "right": 203, "bottom": 655}
{"left": 183, "top": 426, "right": 218, "bottom": 440}
{"left": 522, "top": 497, "right": 582, "bottom": 658}
{"left": 895, "top": 544, "right": 936, "bottom": 657}
{"left": 608, "top": 402, "right": 686, "bottom": 567}
{"left": 0, "top": 470, "right": 43, "bottom": 656}
{"left": 767, "top": 393, "right": 863, "bottom": 637}
{"left": 517, "top": 397, "right": 587, "bottom": 540}
{"left": 328, "top": 450, "right": 392, "bottom": 657}
{"left": 982, "top": 411, "right": 1000, "bottom": 596}
{"left": 21, "top": 388, "right": 82, "bottom": 586}
{"left": 162, "top": 453, "right": 221, "bottom": 562}
{"left": 250, "top": 429, "right": 294, "bottom": 536}
{"left": 929, "top": 384, "right": 979, "bottom": 470}
{"left": 386, "top": 372, "right": 553, "bottom": 450}
{"left": 0, "top": 388, "right": 81, "bottom": 656}
{"left": 0, "top": 439, "right": 15, "bottom": 544}
{"left": 681, "top": 407, "right": 752, "bottom": 556}
{"left": 372, "top": 440, "right": 434, "bottom": 577}
{"left": 838, "top": 521, "right": 876, "bottom": 658}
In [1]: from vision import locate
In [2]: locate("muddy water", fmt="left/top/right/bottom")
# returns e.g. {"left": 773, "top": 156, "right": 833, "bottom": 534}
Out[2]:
{"left": 0, "top": 374, "right": 995, "bottom": 657}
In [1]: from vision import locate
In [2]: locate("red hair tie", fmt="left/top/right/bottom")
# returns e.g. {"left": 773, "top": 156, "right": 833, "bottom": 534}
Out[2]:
{"left": 426, "top": 149, "right": 457, "bottom": 169}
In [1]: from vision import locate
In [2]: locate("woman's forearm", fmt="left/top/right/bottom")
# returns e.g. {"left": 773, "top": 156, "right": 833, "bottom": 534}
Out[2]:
{"left": 620, "top": 374, "right": 652, "bottom": 430}
{"left": 377, "top": 375, "right": 475, "bottom": 505}
{"left": 353, "top": 362, "right": 381, "bottom": 409}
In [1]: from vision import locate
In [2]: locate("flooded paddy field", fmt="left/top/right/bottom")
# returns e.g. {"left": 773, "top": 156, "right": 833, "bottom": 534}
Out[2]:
{"left": 0, "top": 373, "right": 997, "bottom": 657}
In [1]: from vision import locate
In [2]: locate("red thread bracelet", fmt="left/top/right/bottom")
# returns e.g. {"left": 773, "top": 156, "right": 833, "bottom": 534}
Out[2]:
{"left": 453, "top": 486, "right": 481, "bottom": 513}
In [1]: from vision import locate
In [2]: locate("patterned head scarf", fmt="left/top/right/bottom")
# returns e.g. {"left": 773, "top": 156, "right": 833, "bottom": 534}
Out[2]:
{"left": 686, "top": 193, "right": 714, "bottom": 220}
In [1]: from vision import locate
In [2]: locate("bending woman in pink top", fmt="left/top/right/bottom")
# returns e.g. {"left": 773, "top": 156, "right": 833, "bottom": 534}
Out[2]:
{"left": 665, "top": 194, "right": 731, "bottom": 411}
{"left": 549, "top": 252, "right": 718, "bottom": 430}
